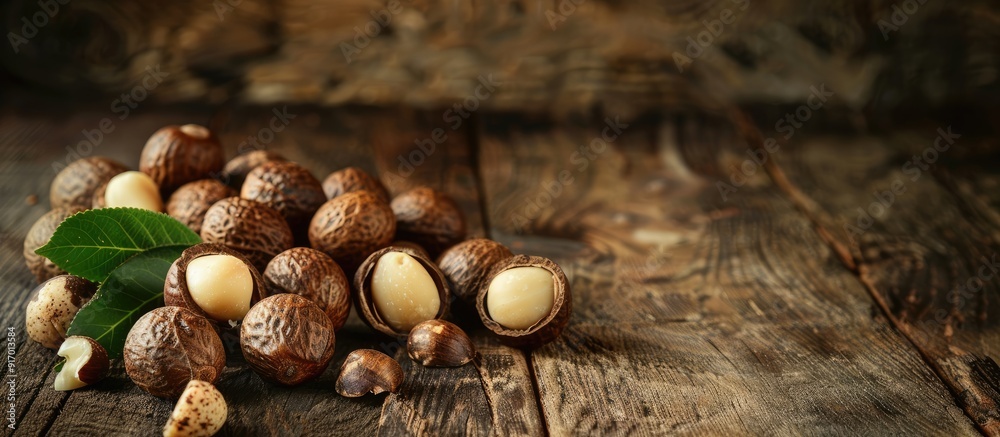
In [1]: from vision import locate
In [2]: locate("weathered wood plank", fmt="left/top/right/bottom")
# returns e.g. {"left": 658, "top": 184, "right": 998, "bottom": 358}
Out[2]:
{"left": 368, "top": 109, "right": 543, "bottom": 437}
{"left": 476, "top": 113, "right": 979, "bottom": 435}
{"left": 759, "top": 124, "right": 1000, "bottom": 434}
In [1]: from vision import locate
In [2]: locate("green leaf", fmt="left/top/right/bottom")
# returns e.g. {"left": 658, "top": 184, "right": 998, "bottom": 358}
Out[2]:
{"left": 66, "top": 246, "right": 187, "bottom": 359}
{"left": 36, "top": 208, "right": 201, "bottom": 283}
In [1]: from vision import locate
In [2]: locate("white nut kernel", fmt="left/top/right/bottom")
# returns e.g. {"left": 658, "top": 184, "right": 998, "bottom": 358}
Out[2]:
{"left": 163, "top": 380, "right": 227, "bottom": 437}
{"left": 371, "top": 252, "right": 441, "bottom": 332}
{"left": 104, "top": 171, "right": 164, "bottom": 211}
{"left": 186, "top": 255, "right": 254, "bottom": 321}
{"left": 54, "top": 336, "right": 108, "bottom": 391}
{"left": 486, "top": 267, "right": 555, "bottom": 330}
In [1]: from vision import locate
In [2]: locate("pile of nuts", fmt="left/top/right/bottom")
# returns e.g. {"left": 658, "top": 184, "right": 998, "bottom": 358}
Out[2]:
{"left": 23, "top": 124, "right": 572, "bottom": 435}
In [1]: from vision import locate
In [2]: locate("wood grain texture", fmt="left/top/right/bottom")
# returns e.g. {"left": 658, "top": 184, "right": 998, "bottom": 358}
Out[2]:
{"left": 759, "top": 125, "right": 1000, "bottom": 434}
{"left": 476, "top": 113, "right": 979, "bottom": 435}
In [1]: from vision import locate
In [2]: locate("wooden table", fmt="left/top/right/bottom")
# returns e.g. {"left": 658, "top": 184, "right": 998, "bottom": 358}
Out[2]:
{"left": 0, "top": 104, "right": 997, "bottom": 435}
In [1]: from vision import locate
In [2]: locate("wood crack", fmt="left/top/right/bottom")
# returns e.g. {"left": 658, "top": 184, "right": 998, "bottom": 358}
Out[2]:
{"left": 730, "top": 109, "right": 995, "bottom": 436}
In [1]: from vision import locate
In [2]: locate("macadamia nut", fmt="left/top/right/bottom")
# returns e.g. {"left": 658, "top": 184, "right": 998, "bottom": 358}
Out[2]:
{"left": 371, "top": 252, "right": 441, "bottom": 332}
{"left": 104, "top": 171, "right": 164, "bottom": 211}
{"left": 486, "top": 267, "right": 555, "bottom": 330}
{"left": 186, "top": 255, "right": 254, "bottom": 321}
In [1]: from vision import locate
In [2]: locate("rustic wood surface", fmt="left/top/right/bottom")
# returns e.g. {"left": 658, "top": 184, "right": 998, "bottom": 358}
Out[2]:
{"left": 0, "top": 104, "right": 996, "bottom": 435}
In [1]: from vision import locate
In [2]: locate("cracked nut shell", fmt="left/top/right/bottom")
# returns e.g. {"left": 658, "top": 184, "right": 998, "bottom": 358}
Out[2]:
{"left": 200, "top": 197, "right": 294, "bottom": 272}
{"left": 335, "top": 349, "right": 403, "bottom": 397}
{"left": 390, "top": 187, "right": 466, "bottom": 257}
{"left": 309, "top": 190, "right": 396, "bottom": 274}
{"left": 164, "top": 243, "right": 267, "bottom": 324}
{"left": 25, "top": 275, "right": 96, "bottom": 349}
{"left": 263, "top": 248, "right": 351, "bottom": 330}
{"left": 167, "top": 179, "right": 237, "bottom": 234}
{"left": 124, "top": 307, "right": 226, "bottom": 398}
{"left": 407, "top": 320, "right": 477, "bottom": 367}
{"left": 353, "top": 245, "right": 450, "bottom": 336}
{"left": 322, "top": 167, "right": 389, "bottom": 202}
{"left": 50, "top": 156, "right": 129, "bottom": 209}
{"left": 240, "top": 294, "right": 336, "bottom": 386}
{"left": 477, "top": 255, "right": 572, "bottom": 348}
{"left": 54, "top": 336, "right": 110, "bottom": 391}
{"left": 139, "top": 124, "right": 225, "bottom": 195}
{"left": 24, "top": 206, "right": 86, "bottom": 282}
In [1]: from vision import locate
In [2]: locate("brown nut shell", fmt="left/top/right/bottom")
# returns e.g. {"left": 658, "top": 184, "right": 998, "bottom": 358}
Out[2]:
{"left": 124, "top": 307, "right": 226, "bottom": 398}
{"left": 240, "top": 294, "right": 336, "bottom": 386}
{"left": 139, "top": 124, "right": 225, "bottom": 195}
{"left": 477, "top": 255, "right": 572, "bottom": 349}
{"left": 164, "top": 243, "right": 267, "bottom": 324}
{"left": 437, "top": 239, "right": 513, "bottom": 305}
{"left": 24, "top": 206, "right": 86, "bottom": 282}
{"left": 335, "top": 349, "right": 403, "bottom": 397}
{"left": 264, "top": 248, "right": 351, "bottom": 330}
{"left": 353, "top": 245, "right": 450, "bottom": 337}
{"left": 222, "top": 150, "right": 286, "bottom": 189}
{"left": 390, "top": 187, "right": 466, "bottom": 257}
{"left": 407, "top": 320, "right": 477, "bottom": 367}
{"left": 309, "top": 190, "right": 396, "bottom": 274}
{"left": 241, "top": 161, "right": 325, "bottom": 243}
{"left": 200, "top": 197, "right": 294, "bottom": 272}
{"left": 25, "top": 275, "right": 97, "bottom": 349}
{"left": 50, "top": 157, "right": 128, "bottom": 209}
{"left": 166, "top": 180, "right": 237, "bottom": 234}
{"left": 322, "top": 167, "right": 389, "bottom": 202}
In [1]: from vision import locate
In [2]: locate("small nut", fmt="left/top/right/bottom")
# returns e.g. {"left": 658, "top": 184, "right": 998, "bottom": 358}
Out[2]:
{"left": 93, "top": 171, "right": 164, "bottom": 211}
{"left": 309, "top": 190, "right": 396, "bottom": 274}
{"left": 322, "top": 167, "right": 389, "bottom": 202}
{"left": 200, "top": 197, "right": 294, "bottom": 272}
{"left": 477, "top": 255, "right": 572, "bottom": 348}
{"left": 139, "top": 124, "right": 225, "bottom": 195}
{"left": 391, "top": 187, "right": 467, "bottom": 257}
{"left": 241, "top": 161, "right": 325, "bottom": 243}
{"left": 240, "top": 294, "right": 336, "bottom": 386}
{"left": 24, "top": 207, "right": 86, "bottom": 282}
{"left": 263, "top": 248, "right": 351, "bottom": 330}
{"left": 163, "top": 380, "right": 227, "bottom": 437}
{"left": 25, "top": 275, "right": 96, "bottom": 349}
{"left": 221, "top": 150, "right": 286, "bottom": 189}
{"left": 354, "top": 245, "right": 450, "bottom": 336}
{"left": 437, "top": 239, "right": 513, "bottom": 305}
{"left": 164, "top": 243, "right": 267, "bottom": 325}
{"left": 124, "top": 307, "right": 226, "bottom": 398}
{"left": 407, "top": 320, "right": 477, "bottom": 367}
{"left": 54, "top": 336, "right": 109, "bottom": 391}
{"left": 50, "top": 156, "right": 128, "bottom": 209}
{"left": 335, "top": 349, "right": 403, "bottom": 397}
{"left": 166, "top": 180, "right": 237, "bottom": 233}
